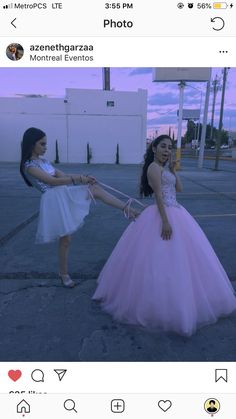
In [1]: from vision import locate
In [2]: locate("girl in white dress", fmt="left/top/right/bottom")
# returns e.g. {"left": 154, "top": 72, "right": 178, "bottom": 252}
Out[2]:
{"left": 20, "top": 127, "right": 138, "bottom": 287}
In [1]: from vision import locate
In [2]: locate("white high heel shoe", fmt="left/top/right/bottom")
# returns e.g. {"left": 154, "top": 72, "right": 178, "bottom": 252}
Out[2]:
{"left": 59, "top": 273, "right": 75, "bottom": 288}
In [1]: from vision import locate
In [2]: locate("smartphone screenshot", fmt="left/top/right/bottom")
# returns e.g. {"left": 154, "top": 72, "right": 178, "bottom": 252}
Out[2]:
{"left": 0, "top": 1, "right": 236, "bottom": 417}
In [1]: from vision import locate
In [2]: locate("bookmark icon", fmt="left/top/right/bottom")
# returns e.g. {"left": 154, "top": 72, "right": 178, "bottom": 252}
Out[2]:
{"left": 215, "top": 369, "right": 228, "bottom": 383}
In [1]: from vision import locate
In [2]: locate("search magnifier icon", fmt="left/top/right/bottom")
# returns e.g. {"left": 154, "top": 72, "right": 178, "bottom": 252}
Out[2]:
{"left": 64, "top": 399, "right": 77, "bottom": 413}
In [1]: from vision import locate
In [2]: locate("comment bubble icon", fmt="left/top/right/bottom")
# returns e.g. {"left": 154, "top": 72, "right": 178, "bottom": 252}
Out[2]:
{"left": 31, "top": 369, "right": 44, "bottom": 383}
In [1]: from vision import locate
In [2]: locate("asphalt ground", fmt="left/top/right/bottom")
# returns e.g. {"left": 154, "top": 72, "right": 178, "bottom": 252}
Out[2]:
{"left": 0, "top": 158, "right": 236, "bottom": 361}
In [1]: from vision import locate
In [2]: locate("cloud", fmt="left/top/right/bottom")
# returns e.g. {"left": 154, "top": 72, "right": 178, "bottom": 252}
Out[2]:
{"left": 223, "top": 109, "right": 236, "bottom": 118}
{"left": 148, "top": 91, "right": 179, "bottom": 106}
{"left": 129, "top": 68, "right": 152, "bottom": 76}
{"left": 147, "top": 107, "right": 177, "bottom": 115}
{"left": 148, "top": 115, "right": 178, "bottom": 125}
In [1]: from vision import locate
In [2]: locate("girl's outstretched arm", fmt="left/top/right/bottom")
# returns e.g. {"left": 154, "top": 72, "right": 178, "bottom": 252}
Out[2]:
{"left": 55, "top": 168, "right": 96, "bottom": 184}
{"left": 26, "top": 166, "right": 88, "bottom": 186}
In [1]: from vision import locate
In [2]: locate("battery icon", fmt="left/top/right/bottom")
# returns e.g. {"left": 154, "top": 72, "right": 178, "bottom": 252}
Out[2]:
{"left": 213, "top": 2, "right": 228, "bottom": 8}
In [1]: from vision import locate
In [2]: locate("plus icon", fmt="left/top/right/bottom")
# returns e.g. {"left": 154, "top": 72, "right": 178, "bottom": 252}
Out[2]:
{"left": 111, "top": 399, "right": 125, "bottom": 413}
{"left": 230, "top": 3, "right": 233, "bottom": 7}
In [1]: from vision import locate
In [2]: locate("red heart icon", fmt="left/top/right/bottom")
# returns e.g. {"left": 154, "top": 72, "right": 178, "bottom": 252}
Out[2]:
{"left": 8, "top": 370, "right": 22, "bottom": 382}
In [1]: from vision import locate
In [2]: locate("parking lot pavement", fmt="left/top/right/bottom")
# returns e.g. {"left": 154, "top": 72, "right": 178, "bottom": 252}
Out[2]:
{"left": 0, "top": 159, "right": 236, "bottom": 361}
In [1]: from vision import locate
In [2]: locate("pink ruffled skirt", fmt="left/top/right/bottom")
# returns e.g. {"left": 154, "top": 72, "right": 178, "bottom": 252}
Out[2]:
{"left": 93, "top": 205, "right": 236, "bottom": 336}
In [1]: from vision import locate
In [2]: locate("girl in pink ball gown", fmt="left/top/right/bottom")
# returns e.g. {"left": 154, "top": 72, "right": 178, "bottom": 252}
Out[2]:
{"left": 93, "top": 135, "right": 236, "bottom": 336}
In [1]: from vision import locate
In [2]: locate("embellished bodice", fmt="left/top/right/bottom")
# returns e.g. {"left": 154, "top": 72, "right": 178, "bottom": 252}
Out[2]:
{"left": 161, "top": 168, "right": 181, "bottom": 208}
{"left": 24, "top": 158, "right": 56, "bottom": 193}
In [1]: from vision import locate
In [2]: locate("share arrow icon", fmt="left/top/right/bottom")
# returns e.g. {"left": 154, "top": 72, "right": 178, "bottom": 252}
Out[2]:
{"left": 54, "top": 369, "right": 67, "bottom": 381}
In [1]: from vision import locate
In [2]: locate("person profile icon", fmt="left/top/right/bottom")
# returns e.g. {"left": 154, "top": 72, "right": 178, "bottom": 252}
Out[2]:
{"left": 204, "top": 398, "right": 220, "bottom": 416}
{"left": 207, "top": 400, "right": 217, "bottom": 413}
{"left": 6, "top": 43, "right": 24, "bottom": 61}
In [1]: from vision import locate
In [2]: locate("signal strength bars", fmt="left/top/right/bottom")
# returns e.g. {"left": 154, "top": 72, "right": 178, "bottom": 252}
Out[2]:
{"left": 3, "top": 3, "right": 13, "bottom": 8}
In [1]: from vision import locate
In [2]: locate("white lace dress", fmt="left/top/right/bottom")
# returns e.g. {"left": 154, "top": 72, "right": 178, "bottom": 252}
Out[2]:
{"left": 24, "top": 158, "right": 92, "bottom": 243}
{"left": 93, "top": 167, "right": 236, "bottom": 336}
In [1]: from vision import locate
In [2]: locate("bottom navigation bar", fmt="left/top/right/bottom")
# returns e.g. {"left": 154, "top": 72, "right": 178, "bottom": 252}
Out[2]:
{"left": 0, "top": 393, "right": 234, "bottom": 418}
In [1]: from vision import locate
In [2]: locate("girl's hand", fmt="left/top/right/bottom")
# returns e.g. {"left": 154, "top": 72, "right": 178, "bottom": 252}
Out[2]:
{"left": 168, "top": 154, "right": 178, "bottom": 173}
{"left": 84, "top": 175, "right": 97, "bottom": 185}
{"left": 161, "top": 221, "right": 172, "bottom": 240}
{"left": 72, "top": 174, "right": 97, "bottom": 184}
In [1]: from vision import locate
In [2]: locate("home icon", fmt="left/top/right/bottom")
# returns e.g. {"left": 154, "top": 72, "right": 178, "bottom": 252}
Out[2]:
{"left": 17, "top": 399, "right": 30, "bottom": 414}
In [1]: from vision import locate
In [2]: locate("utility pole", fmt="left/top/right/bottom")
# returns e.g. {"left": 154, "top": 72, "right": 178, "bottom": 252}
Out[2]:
{"left": 210, "top": 75, "right": 220, "bottom": 142}
{"left": 214, "top": 68, "right": 229, "bottom": 171}
{"left": 176, "top": 81, "right": 185, "bottom": 170}
{"left": 103, "top": 67, "right": 110, "bottom": 90}
{"left": 198, "top": 80, "right": 211, "bottom": 169}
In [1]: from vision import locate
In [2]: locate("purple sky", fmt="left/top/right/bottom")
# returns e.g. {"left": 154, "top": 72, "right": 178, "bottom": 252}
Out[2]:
{"left": 1, "top": 67, "right": 236, "bottom": 137}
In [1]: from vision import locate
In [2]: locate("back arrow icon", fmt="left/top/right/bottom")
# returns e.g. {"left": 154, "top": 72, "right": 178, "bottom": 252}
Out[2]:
{"left": 11, "top": 18, "right": 17, "bottom": 28}
{"left": 211, "top": 17, "right": 225, "bottom": 31}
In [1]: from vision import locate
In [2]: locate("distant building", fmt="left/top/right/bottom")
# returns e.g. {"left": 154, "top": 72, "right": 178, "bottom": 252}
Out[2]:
{"left": 229, "top": 131, "right": 236, "bottom": 146}
{"left": 0, "top": 88, "right": 147, "bottom": 164}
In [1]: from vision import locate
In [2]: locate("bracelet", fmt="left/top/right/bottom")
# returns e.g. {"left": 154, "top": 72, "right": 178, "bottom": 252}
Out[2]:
{"left": 71, "top": 176, "right": 76, "bottom": 185}
{"left": 80, "top": 175, "right": 88, "bottom": 184}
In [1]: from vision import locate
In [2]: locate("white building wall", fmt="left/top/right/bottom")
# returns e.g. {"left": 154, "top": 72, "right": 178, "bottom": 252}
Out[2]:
{"left": 68, "top": 115, "right": 143, "bottom": 163}
{"left": 0, "top": 97, "right": 67, "bottom": 162}
{"left": 0, "top": 88, "right": 147, "bottom": 163}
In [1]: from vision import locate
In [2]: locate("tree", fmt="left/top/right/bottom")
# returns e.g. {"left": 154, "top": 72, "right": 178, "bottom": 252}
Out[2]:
{"left": 86, "top": 143, "right": 92, "bottom": 164}
{"left": 184, "top": 120, "right": 197, "bottom": 143}
{"left": 116, "top": 143, "right": 120, "bottom": 164}
{"left": 221, "top": 129, "right": 229, "bottom": 144}
{"left": 54, "top": 140, "right": 60, "bottom": 164}
{"left": 186, "top": 121, "right": 229, "bottom": 148}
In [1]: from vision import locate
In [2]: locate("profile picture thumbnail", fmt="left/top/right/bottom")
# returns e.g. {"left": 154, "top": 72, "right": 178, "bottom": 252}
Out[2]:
{"left": 6, "top": 43, "right": 24, "bottom": 61}
{"left": 204, "top": 398, "right": 220, "bottom": 415}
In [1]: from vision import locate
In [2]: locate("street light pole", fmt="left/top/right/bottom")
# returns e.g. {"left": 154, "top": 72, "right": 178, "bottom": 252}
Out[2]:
{"left": 176, "top": 81, "right": 185, "bottom": 170}
{"left": 196, "top": 90, "right": 203, "bottom": 147}
{"left": 210, "top": 75, "right": 220, "bottom": 142}
{"left": 214, "top": 67, "right": 228, "bottom": 171}
{"left": 198, "top": 80, "right": 211, "bottom": 169}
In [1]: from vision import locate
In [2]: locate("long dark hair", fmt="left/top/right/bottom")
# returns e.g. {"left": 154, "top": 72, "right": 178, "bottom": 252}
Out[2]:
{"left": 140, "top": 135, "right": 172, "bottom": 197}
{"left": 20, "top": 127, "right": 46, "bottom": 186}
